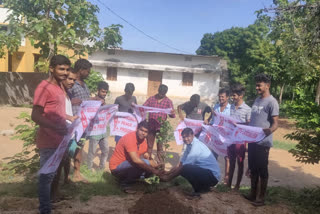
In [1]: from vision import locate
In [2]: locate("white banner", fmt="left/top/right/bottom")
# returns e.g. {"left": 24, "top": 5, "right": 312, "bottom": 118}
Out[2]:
{"left": 86, "top": 104, "right": 118, "bottom": 137}
{"left": 110, "top": 112, "right": 138, "bottom": 136}
{"left": 133, "top": 104, "right": 172, "bottom": 122}
{"left": 174, "top": 118, "right": 203, "bottom": 145}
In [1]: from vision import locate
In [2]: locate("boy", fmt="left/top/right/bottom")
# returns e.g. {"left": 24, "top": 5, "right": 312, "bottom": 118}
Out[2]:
{"left": 32, "top": 55, "right": 71, "bottom": 214}
{"left": 227, "top": 83, "right": 251, "bottom": 190}
{"left": 244, "top": 74, "right": 279, "bottom": 206}
{"left": 87, "top": 81, "right": 109, "bottom": 171}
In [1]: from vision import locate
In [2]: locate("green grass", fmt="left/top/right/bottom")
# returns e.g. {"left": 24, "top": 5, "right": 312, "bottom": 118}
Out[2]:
{"left": 273, "top": 140, "right": 297, "bottom": 151}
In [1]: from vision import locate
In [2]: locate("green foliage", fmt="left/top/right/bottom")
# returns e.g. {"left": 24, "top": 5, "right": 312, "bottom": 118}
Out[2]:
{"left": 5, "top": 112, "right": 39, "bottom": 177}
{"left": 156, "top": 117, "right": 174, "bottom": 163}
{"left": 94, "top": 24, "right": 123, "bottom": 50}
{"left": 84, "top": 70, "right": 105, "bottom": 94}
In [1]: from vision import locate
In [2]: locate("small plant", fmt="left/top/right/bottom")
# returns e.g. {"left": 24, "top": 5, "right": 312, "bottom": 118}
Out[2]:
{"left": 5, "top": 112, "right": 39, "bottom": 177}
{"left": 144, "top": 175, "right": 160, "bottom": 193}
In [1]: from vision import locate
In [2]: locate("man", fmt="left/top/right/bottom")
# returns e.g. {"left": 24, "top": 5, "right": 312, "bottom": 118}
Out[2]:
{"left": 208, "top": 88, "right": 231, "bottom": 184}
{"left": 143, "top": 84, "right": 175, "bottom": 164}
{"left": 32, "top": 55, "right": 71, "bottom": 214}
{"left": 109, "top": 120, "right": 160, "bottom": 192}
{"left": 244, "top": 74, "right": 279, "bottom": 206}
{"left": 87, "top": 81, "right": 110, "bottom": 171}
{"left": 68, "top": 59, "right": 98, "bottom": 182}
{"left": 114, "top": 83, "right": 137, "bottom": 143}
{"left": 160, "top": 128, "right": 220, "bottom": 197}
{"left": 227, "top": 83, "right": 251, "bottom": 190}
{"left": 177, "top": 94, "right": 211, "bottom": 121}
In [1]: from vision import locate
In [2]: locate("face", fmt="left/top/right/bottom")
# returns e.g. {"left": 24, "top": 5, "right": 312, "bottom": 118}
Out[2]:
{"left": 190, "top": 99, "right": 199, "bottom": 107}
{"left": 62, "top": 72, "right": 77, "bottom": 89}
{"left": 182, "top": 133, "right": 194, "bottom": 145}
{"left": 157, "top": 91, "right": 166, "bottom": 99}
{"left": 79, "top": 68, "right": 90, "bottom": 80}
{"left": 50, "top": 64, "right": 70, "bottom": 82}
{"left": 232, "top": 93, "right": 243, "bottom": 104}
{"left": 125, "top": 90, "right": 133, "bottom": 97}
{"left": 256, "top": 82, "right": 270, "bottom": 95}
{"left": 218, "top": 93, "right": 228, "bottom": 105}
{"left": 136, "top": 126, "right": 148, "bottom": 141}
{"left": 98, "top": 88, "right": 108, "bottom": 99}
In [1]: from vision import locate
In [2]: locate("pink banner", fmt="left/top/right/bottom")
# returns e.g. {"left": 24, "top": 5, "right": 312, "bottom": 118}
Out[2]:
{"left": 109, "top": 112, "right": 138, "bottom": 137}
{"left": 133, "top": 104, "right": 172, "bottom": 122}
{"left": 174, "top": 118, "right": 204, "bottom": 145}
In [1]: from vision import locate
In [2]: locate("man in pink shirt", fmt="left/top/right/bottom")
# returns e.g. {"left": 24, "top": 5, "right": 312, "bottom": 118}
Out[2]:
{"left": 32, "top": 55, "right": 71, "bottom": 214}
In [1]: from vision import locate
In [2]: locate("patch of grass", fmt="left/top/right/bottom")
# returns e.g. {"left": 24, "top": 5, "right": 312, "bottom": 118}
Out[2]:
{"left": 273, "top": 140, "right": 296, "bottom": 151}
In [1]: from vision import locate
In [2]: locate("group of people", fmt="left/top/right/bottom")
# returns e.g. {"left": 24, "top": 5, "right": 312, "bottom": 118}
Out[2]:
{"left": 32, "top": 54, "right": 279, "bottom": 214}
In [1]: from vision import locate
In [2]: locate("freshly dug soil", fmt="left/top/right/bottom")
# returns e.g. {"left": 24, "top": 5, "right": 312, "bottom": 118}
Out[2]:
{"left": 128, "top": 190, "right": 194, "bottom": 214}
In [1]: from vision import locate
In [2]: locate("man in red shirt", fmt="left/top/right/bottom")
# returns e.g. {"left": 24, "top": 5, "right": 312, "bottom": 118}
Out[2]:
{"left": 32, "top": 55, "right": 71, "bottom": 214}
{"left": 143, "top": 84, "right": 175, "bottom": 163}
{"left": 109, "top": 121, "right": 161, "bottom": 192}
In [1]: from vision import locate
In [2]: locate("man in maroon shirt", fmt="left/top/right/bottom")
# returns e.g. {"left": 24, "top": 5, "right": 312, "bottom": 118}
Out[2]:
{"left": 143, "top": 84, "right": 175, "bottom": 164}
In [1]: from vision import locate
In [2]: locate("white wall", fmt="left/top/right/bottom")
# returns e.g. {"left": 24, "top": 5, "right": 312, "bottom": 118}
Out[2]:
{"left": 0, "top": 8, "right": 9, "bottom": 23}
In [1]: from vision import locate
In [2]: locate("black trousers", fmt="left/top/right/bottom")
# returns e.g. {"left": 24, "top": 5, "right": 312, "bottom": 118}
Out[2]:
{"left": 180, "top": 164, "right": 218, "bottom": 193}
{"left": 248, "top": 143, "right": 270, "bottom": 179}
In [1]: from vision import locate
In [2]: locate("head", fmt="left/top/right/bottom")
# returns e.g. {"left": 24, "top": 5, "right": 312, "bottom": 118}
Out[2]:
{"left": 124, "top": 83, "right": 135, "bottom": 97}
{"left": 157, "top": 84, "right": 168, "bottom": 99}
{"left": 74, "top": 59, "right": 92, "bottom": 80}
{"left": 190, "top": 94, "right": 200, "bottom": 107}
{"left": 136, "top": 120, "right": 149, "bottom": 141}
{"left": 49, "top": 55, "right": 71, "bottom": 82}
{"left": 231, "top": 83, "right": 245, "bottom": 104}
{"left": 218, "top": 88, "right": 230, "bottom": 105}
{"left": 181, "top": 128, "right": 194, "bottom": 145}
{"left": 62, "top": 67, "right": 77, "bottom": 89}
{"left": 97, "top": 81, "right": 109, "bottom": 99}
{"left": 255, "top": 73, "right": 271, "bottom": 95}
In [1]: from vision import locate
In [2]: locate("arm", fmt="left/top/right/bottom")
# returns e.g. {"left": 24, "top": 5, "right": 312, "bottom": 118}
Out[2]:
{"left": 128, "top": 151, "right": 160, "bottom": 175}
{"left": 66, "top": 114, "right": 79, "bottom": 123}
{"left": 169, "top": 100, "right": 176, "bottom": 118}
{"left": 32, "top": 105, "right": 67, "bottom": 135}
{"left": 203, "top": 105, "right": 212, "bottom": 123}
{"left": 160, "top": 163, "right": 183, "bottom": 181}
{"left": 177, "top": 104, "right": 184, "bottom": 121}
{"left": 263, "top": 116, "right": 278, "bottom": 136}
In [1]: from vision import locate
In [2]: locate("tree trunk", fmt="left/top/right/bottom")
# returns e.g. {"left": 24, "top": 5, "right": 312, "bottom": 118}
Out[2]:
{"left": 315, "top": 79, "right": 320, "bottom": 105}
{"left": 279, "top": 83, "right": 285, "bottom": 105}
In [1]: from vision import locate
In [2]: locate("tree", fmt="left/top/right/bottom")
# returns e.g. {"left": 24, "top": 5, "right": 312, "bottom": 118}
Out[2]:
{"left": 1, "top": 0, "right": 122, "bottom": 62}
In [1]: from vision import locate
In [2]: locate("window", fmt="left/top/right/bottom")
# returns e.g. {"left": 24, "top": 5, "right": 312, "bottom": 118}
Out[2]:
{"left": 106, "top": 67, "right": 117, "bottom": 81}
{"left": 182, "top": 72, "right": 193, "bottom": 86}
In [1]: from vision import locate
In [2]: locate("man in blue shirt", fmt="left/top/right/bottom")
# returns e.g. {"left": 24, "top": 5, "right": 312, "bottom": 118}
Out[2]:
{"left": 160, "top": 128, "right": 220, "bottom": 196}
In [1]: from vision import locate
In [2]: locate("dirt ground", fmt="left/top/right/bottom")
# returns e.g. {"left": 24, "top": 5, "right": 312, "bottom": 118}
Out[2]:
{"left": 0, "top": 106, "right": 319, "bottom": 213}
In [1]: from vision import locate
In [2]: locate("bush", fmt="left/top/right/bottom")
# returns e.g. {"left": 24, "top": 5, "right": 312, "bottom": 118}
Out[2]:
{"left": 84, "top": 70, "right": 105, "bottom": 94}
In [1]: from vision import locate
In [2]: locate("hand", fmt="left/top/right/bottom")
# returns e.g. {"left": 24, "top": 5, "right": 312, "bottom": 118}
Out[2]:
{"left": 69, "top": 115, "right": 79, "bottom": 122}
{"left": 152, "top": 169, "right": 161, "bottom": 176}
{"left": 71, "top": 98, "right": 82, "bottom": 105}
{"left": 149, "top": 159, "right": 159, "bottom": 168}
{"left": 100, "top": 99, "right": 105, "bottom": 105}
{"left": 263, "top": 128, "right": 272, "bottom": 136}
{"left": 170, "top": 109, "right": 175, "bottom": 115}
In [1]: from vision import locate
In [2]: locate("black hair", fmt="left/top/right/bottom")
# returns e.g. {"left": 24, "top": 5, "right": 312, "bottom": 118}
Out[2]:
{"left": 137, "top": 120, "right": 149, "bottom": 130}
{"left": 49, "top": 55, "right": 71, "bottom": 68}
{"left": 190, "top": 94, "right": 200, "bottom": 103}
{"left": 74, "top": 58, "right": 92, "bottom": 72}
{"left": 231, "top": 83, "right": 246, "bottom": 96}
{"left": 69, "top": 67, "right": 77, "bottom": 74}
{"left": 158, "top": 84, "right": 168, "bottom": 94}
{"left": 97, "top": 81, "right": 109, "bottom": 91}
{"left": 218, "top": 88, "right": 230, "bottom": 97}
{"left": 181, "top": 127, "right": 194, "bottom": 136}
{"left": 255, "top": 73, "right": 271, "bottom": 84}
{"left": 125, "top": 83, "right": 135, "bottom": 92}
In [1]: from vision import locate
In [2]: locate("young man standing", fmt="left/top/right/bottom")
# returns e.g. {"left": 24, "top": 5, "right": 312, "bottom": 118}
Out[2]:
{"left": 244, "top": 74, "right": 279, "bottom": 206}
{"left": 68, "top": 59, "right": 94, "bottom": 182}
{"left": 87, "top": 81, "right": 110, "bottom": 171}
{"left": 114, "top": 83, "right": 137, "bottom": 143}
{"left": 143, "top": 84, "right": 175, "bottom": 164}
{"left": 32, "top": 55, "right": 71, "bottom": 214}
{"left": 227, "top": 83, "right": 251, "bottom": 190}
{"left": 109, "top": 121, "right": 161, "bottom": 192}
{"left": 177, "top": 94, "right": 211, "bottom": 121}
{"left": 160, "top": 128, "right": 220, "bottom": 197}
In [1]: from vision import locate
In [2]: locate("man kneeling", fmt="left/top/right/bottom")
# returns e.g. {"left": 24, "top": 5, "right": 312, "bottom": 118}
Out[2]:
{"left": 109, "top": 120, "right": 161, "bottom": 192}
{"left": 160, "top": 128, "right": 220, "bottom": 196}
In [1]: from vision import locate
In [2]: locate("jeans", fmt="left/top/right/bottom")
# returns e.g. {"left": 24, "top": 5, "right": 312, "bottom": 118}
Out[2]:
{"left": 87, "top": 137, "right": 108, "bottom": 170}
{"left": 111, "top": 159, "right": 150, "bottom": 185}
{"left": 248, "top": 143, "right": 270, "bottom": 179}
{"left": 115, "top": 135, "right": 122, "bottom": 144}
{"left": 180, "top": 164, "right": 218, "bottom": 193}
{"left": 38, "top": 148, "right": 57, "bottom": 214}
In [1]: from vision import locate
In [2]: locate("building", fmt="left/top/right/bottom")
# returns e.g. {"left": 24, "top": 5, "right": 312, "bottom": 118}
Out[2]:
{"left": 90, "top": 49, "right": 229, "bottom": 105}
{"left": 0, "top": 4, "right": 86, "bottom": 72}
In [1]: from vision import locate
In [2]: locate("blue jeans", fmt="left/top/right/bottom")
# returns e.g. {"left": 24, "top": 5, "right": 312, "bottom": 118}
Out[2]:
{"left": 87, "top": 137, "right": 108, "bottom": 170}
{"left": 111, "top": 159, "right": 150, "bottom": 185}
{"left": 114, "top": 135, "right": 122, "bottom": 144}
{"left": 38, "top": 148, "right": 57, "bottom": 214}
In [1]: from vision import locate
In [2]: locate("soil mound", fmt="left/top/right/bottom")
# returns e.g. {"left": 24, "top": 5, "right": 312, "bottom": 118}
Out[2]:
{"left": 128, "top": 190, "right": 194, "bottom": 214}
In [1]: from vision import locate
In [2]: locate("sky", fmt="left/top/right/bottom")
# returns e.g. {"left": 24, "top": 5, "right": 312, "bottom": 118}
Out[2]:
{"left": 90, "top": 0, "right": 274, "bottom": 54}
